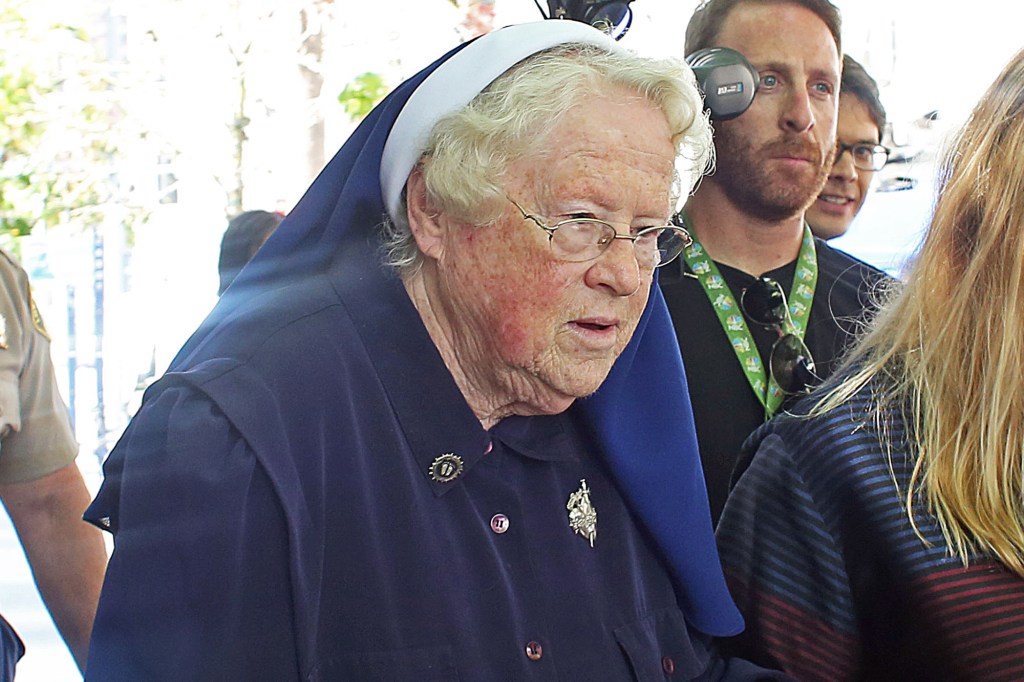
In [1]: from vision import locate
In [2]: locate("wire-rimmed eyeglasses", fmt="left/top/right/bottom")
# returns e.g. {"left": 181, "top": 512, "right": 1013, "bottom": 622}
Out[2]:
{"left": 835, "top": 142, "right": 890, "bottom": 172}
{"left": 740, "top": 277, "right": 820, "bottom": 394}
{"left": 507, "top": 196, "right": 692, "bottom": 269}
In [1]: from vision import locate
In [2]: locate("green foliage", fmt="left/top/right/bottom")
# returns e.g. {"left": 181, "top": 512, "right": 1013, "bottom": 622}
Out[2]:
{"left": 0, "top": 2, "right": 149, "bottom": 238}
{"left": 337, "top": 71, "right": 389, "bottom": 122}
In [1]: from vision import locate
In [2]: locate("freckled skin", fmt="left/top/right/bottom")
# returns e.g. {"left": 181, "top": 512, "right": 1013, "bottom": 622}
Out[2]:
{"left": 709, "top": 2, "right": 840, "bottom": 222}
{"left": 410, "top": 90, "right": 676, "bottom": 425}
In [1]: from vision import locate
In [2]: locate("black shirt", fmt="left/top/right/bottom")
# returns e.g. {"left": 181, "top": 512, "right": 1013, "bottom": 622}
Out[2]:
{"left": 659, "top": 239, "right": 890, "bottom": 523}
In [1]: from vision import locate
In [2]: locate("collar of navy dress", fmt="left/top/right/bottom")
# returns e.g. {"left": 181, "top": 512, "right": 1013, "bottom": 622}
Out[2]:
{"left": 147, "top": 21, "right": 742, "bottom": 637}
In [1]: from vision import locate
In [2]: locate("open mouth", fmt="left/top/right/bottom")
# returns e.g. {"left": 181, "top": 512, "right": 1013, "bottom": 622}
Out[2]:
{"left": 570, "top": 318, "right": 621, "bottom": 351}
{"left": 576, "top": 321, "right": 614, "bottom": 332}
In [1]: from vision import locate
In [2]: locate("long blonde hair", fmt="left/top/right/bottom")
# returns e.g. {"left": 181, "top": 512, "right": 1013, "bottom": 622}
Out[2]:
{"left": 815, "top": 47, "right": 1024, "bottom": 576}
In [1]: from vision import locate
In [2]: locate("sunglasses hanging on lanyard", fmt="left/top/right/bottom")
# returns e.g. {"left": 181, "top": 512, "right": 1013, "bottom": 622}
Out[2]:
{"left": 679, "top": 216, "right": 820, "bottom": 418}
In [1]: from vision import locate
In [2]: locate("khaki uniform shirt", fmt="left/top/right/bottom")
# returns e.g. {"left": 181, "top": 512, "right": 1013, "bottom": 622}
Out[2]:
{"left": 0, "top": 250, "right": 77, "bottom": 484}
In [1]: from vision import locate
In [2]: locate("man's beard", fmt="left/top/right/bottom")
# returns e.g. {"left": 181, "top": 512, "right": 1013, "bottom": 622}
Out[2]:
{"left": 711, "top": 125, "right": 832, "bottom": 223}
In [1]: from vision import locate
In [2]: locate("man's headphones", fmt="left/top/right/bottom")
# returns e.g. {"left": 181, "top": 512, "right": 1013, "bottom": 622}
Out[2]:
{"left": 543, "top": 0, "right": 634, "bottom": 40}
{"left": 685, "top": 47, "right": 759, "bottom": 121}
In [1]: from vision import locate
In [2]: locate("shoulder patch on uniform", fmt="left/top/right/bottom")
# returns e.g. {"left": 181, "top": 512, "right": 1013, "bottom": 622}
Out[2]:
{"left": 29, "top": 292, "right": 49, "bottom": 340}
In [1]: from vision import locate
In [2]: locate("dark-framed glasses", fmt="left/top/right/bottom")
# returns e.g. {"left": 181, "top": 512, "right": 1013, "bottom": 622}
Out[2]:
{"left": 508, "top": 196, "right": 692, "bottom": 269}
{"left": 835, "top": 142, "right": 890, "bottom": 172}
{"left": 740, "top": 277, "right": 820, "bottom": 394}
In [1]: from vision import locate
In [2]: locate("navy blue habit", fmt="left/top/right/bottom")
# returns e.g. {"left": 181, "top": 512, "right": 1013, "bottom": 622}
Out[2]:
{"left": 84, "top": 23, "right": 777, "bottom": 681}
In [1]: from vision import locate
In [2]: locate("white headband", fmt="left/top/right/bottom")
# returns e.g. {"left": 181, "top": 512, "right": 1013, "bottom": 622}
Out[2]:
{"left": 379, "top": 20, "right": 627, "bottom": 223}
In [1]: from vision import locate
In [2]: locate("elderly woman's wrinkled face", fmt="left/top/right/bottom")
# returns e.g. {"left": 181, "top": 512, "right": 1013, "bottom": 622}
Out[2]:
{"left": 431, "top": 90, "right": 676, "bottom": 415}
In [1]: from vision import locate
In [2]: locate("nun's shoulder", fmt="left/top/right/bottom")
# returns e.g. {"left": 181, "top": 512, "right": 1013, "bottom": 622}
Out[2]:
{"left": 180, "top": 272, "right": 358, "bottom": 371}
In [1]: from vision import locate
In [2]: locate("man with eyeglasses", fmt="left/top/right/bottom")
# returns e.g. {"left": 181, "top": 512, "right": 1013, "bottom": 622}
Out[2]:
{"left": 659, "top": 0, "right": 892, "bottom": 524}
{"left": 805, "top": 55, "right": 889, "bottom": 240}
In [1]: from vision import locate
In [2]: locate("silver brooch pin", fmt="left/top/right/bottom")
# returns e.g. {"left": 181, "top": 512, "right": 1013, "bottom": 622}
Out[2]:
{"left": 567, "top": 479, "right": 597, "bottom": 548}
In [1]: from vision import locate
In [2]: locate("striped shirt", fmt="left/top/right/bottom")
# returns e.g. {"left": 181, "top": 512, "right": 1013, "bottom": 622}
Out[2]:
{"left": 716, "top": 378, "right": 1024, "bottom": 680}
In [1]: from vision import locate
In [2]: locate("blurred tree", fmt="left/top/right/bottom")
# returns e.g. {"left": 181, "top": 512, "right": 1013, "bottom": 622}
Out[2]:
{"left": 337, "top": 72, "right": 390, "bottom": 122}
{"left": 298, "top": 0, "right": 333, "bottom": 185}
{"left": 335, "top": 0, "right": 492, "bottom": 127}
{"left": 0, "top": 1, "right": 150, "bottom": 240}
{"left": 144, "top": 0, "right": 342, "bottom": 216}
{"left": 201, "top": 0, "right": 279, "bottom": 217}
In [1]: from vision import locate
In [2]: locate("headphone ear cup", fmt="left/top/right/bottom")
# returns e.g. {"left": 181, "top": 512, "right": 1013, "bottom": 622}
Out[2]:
{"left": 685, "top": 47, "right": 759, "bottom": 121}
{"left": 544, "top": 0, "right": 634, "bottom": 39}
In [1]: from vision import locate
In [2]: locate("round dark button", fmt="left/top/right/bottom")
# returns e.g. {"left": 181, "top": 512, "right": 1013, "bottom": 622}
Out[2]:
{"left": 525, "top": 640, "right": 543, "bottom": 661}
{"left": 662, "top": 655, "right": 675, "bottom": 675}
{"left": 490, "top": 514, "right": 509, "bottom": 534}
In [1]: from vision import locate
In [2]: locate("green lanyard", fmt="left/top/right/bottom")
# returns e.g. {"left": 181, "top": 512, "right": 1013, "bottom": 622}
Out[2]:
{"left": 680, "top": 220, "right": 818, "bottom": 418}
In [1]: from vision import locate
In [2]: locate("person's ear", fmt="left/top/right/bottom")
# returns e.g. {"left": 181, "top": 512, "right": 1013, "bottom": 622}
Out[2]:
{"left": 405, "top": 165, "right": 446, "bottom": 261}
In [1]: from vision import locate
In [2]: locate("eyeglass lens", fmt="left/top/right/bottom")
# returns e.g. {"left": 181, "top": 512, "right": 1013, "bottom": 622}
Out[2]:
{"left": 838, "top": 143, "right": 888, "bottom": 172}
{"left": 550, "top": 221, "right": 688, "bottom": 267}
{"left": 741, "top": 277, "right": 819, "bottom": 394}
{"left": 741, "top": 277, "right": 787, "bottom": 326}
{"left": 770, "top": 334, "right": 818, "bottom": 393}
{"left": 509, "top": 197, "right": 691, "bottom": 267}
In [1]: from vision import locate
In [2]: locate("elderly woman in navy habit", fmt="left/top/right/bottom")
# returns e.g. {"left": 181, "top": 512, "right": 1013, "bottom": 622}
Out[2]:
{"left": 84, "top": 21, "right": 787, "bottom": 681}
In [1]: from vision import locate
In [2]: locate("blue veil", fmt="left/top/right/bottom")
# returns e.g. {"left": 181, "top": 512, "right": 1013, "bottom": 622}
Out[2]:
{"left": 159, "top": 21, "right": 742, "bottom": 637}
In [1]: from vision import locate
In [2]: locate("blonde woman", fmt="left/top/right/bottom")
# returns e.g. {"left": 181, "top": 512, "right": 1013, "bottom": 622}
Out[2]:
{"left": 715, "top": 47, "right": 1024, "bottom": 681}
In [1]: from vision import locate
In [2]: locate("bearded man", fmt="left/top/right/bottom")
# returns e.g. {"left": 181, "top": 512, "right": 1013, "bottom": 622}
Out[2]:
{"left": 659, "top": 0, "right": 892, "bottom": 523}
